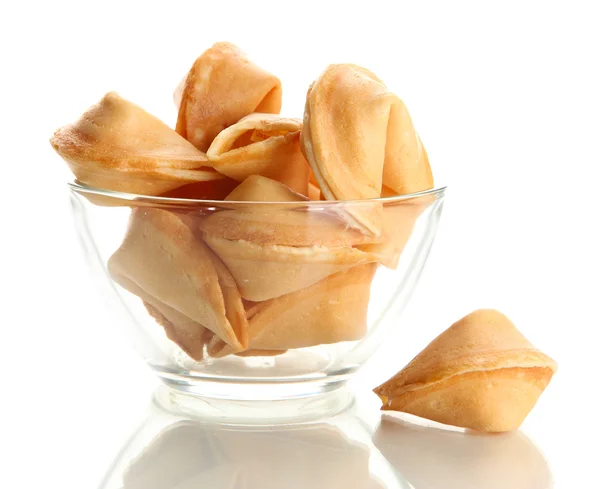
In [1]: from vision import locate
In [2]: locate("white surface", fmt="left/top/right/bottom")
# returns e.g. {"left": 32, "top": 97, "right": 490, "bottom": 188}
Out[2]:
{"left": 1, "top": 1, "right": 599, "bottom": 488}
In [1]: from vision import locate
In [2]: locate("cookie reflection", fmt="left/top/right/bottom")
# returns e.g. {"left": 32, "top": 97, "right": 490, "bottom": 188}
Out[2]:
{"left": 374, "top": 414, "right": 552, "bottom": 489}
{"left": 116, "top": 409, "right": 406, "bottom": 489}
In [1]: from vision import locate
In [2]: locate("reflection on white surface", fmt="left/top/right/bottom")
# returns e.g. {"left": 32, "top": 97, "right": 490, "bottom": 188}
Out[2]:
{"left": 99, "top": 392, "right": 409, "bottom": 489}
{"left": 374, "top": 413, "right": 553, "bottom": 489}
{"left": 122, "top": 422, "right": 382, "bottom": 489}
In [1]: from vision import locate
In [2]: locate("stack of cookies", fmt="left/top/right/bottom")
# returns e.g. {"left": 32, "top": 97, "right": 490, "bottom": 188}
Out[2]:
{"left": 51, "top": 42, "right": 434, "bottom": 360}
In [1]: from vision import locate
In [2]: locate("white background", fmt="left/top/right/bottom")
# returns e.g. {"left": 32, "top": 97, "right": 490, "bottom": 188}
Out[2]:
{"left": 1, "top": 1, "right": 599, "bottom": 488}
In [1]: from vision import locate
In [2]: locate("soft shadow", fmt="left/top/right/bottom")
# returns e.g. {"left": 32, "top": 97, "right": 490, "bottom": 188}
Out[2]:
{"left": 374, "top": 413, "right": 553, "bottom": 489}
{"left": 99, "top": 393, "right": 410, "bottom": 489}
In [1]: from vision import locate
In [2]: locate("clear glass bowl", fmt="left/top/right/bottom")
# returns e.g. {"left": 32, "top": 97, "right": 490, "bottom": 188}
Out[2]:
{"left": 69, "top": 181, "right": 445, "bottom": 409}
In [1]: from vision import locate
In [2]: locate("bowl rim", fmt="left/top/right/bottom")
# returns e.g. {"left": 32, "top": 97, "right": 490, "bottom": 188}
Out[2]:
{"left": 68, "top": 180, "right": 447, "bottom": 206}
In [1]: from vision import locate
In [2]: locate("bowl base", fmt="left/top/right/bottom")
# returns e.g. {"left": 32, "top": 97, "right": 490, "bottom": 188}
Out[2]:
{"left": 153, "top": 377, "right": 354, "bottom": 424}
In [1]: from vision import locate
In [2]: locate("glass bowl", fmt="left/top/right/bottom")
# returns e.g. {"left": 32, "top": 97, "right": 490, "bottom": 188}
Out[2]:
{"left": 69, "top": 181, "right": 445, "bottom": 415}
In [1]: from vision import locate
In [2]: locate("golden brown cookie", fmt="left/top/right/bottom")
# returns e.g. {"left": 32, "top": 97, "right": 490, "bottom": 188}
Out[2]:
{"left": 374, "top": 309, "right": 557, "bottom": 432}
{"left": 204, "top": 235, "right": 377, "bottom": 302}
{"left": 202, "top": 176, "right": 377, "bottom": 300}
{"left": 159, "top": 177, "right": 239, "bottom": 200}
{"left": 50, "top": 92, "right": 221, "bottom": 196}
{"left": 144, "top": 299, "right": 211, "bottom": 362}
{"left": 176, "top": 42, "right": 282, "bottom": 152}
{"left": 224, "top": 174, "right": 307, "bottom": 203}
{"left": 200, "top": 176, "right": 374, "bottom": 247}
{"left": 108, "top": 208, "right": 248, "bottom": 353}
{"left": 210, "top": 263, "right": 377, "bottom": 356}
{"left": 301, "top": 64, "right": 433, "bottom": 234}
{"left": 357, "top": 194, "right": 431, "bottom": 269}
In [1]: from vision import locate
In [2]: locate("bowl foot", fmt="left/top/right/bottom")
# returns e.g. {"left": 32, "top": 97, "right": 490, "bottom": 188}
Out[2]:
{"left": 153, "top": 378, "right": 354, "bottom": 424}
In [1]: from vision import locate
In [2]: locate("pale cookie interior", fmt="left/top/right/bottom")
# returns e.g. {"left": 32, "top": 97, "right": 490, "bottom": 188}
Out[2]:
{"left": 206, "top": 113, "right": 310, "bottom": 195}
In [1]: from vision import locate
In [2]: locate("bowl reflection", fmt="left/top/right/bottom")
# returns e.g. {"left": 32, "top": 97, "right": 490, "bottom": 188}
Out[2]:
{"left": 374, "top": 414, "right": 552, "bottom": 489}
{"left": 99, "top": 388, "right": 410, "bottom": 489}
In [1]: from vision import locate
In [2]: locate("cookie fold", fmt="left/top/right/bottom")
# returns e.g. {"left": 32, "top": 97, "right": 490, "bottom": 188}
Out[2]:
{"left": 108, "top": 208, "right": 248, "bottom": 357}
{"left": 207, "top": 113, "right": 309, "bottom": 195}
{"left": 211, "top": 264, "right": 377, "bottom": 356}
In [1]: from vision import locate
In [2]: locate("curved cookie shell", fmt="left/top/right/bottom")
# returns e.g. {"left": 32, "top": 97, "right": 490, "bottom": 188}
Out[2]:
{"left": 50, "top": 92, "right": 222, "bottom": 196}
{"left": 112, "top": 271, "right": 211, "bottom": 361}
{"left": 201, "top": 208, "right": 375, "bottom": 248}
{"left": 211, "top": 263, "right": 377, "bottom": 356}
{"left": 301, "top": 64, "right": 433, "bottom": 234}
{"left": 200, "top": 176, "right": 375, "bottom": 248}
{"left": 108, "top": 208, "right": 248, "bottom": 353}
{"left": 357, "top": 194, "right": 431, "bottom": 269}
{"left": 144, "top": 300, "right": 211, "bottom": 362}
{"left": 159, "top": 177, "right": 239, "bottom": 200}
{"left": 176, "top": 42, "right": 282, "bottom": 152}
{"left": 374, "top": 309, "right": 557, "bottom": 432}
{"left": 202, "top": 175, "right": 378, "bottom": 301}
{"left": 207, "top": 113, "right": 310, "bottom": 195}
{"left": 203, "top": 235, "right": 376, "bottom": 302}
{"left": 225, "top": 174, "right": 308, "bottom": 203}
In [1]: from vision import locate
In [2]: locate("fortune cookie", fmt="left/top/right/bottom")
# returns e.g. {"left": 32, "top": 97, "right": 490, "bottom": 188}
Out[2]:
{"left": 176, "top": 42, "right": 282, "bottom": 152}
{"left": 308, "top": 182, "right": 321, "bottom": 200}
{"left": 308, "top": 170, "right": 323, "bottom": 200}
{"left": 358, "top": 190, "right": 432, "bottom": 269}
{"left": 114, "top": 271, "right": 210, "bottom": 360}
{"left": 225, "top": 173, "right": 306, "bottom": 203}
{"left": 50, "top": 92, "right": 222, "bottom": 196}
{"left": 144, "top": 300, "right": 212, "bottom": 361}
{"left": 301, "top": 64, "right": 433, "bottom": 234}
{"left": 374, "top": 309, "right": 557, "bottom": 432}
{"left": 201, "top": 175, "right": 375, "bottom": 247}
{"left": 108, "top": 208, "right": 248, "bottom": 356}
{"left": 159, "top": 177, "right": 239, "bottom": 200}
{"left": 202, "top": 176, "right": 377, "bottom": 301}
{"left": 207, "top": 113, "right": 310, "bottom": 195}
{"left": 211, "top": 263, "right": 377, "bottom": 356}
{"left": 234, "top": 298, "right": 287, "bottom": 358}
